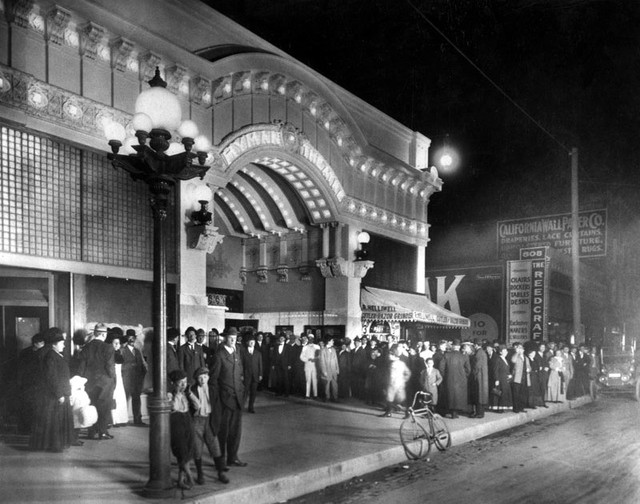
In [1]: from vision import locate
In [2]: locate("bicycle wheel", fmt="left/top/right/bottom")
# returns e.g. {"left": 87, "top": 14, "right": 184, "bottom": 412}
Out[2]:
{"left": 430, "top": 413, "right": 451, "bottom": 451}
{"left": 400, "top": 417, "right": 432, "bottom": 460}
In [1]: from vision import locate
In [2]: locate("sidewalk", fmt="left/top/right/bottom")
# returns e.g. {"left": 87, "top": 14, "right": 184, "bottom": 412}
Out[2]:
{"left": 0, "top": 394, "right": 592, "bottom": 504}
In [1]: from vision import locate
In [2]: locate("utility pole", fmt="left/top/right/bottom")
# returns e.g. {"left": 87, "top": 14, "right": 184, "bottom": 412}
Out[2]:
{"left": 571, "top": 147, "right": 581, "bottom": 343}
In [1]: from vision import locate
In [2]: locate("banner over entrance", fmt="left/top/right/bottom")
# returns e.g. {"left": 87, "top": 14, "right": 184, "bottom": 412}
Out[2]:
{"left": 361, "top": 286, "right": 470, "bottom": 327}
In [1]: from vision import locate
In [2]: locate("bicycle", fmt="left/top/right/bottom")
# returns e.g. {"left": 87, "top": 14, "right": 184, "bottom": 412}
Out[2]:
{"left": 399, "top": 391, "right": 451, "bottom": 460}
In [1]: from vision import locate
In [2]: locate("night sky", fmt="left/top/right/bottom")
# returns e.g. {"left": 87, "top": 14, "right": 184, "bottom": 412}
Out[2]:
{"left": 205, "top": 0, "right": 640, "bottom": 227}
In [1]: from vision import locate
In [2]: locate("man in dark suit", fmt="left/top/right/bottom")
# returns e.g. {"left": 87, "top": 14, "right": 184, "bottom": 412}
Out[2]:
{"left": 270, "top": 334, "right": 291, "bottom": 396}
{"left": 167, "top": 327, "right": 181, "bottom": 381}
{"left": 196, "top": 328, "right": 210, "bottom": 362}
{"left": 350, "top": 337, "right": 367, "bottom": 399}
{"left": 179, "top": 326, "right": 206, "bottom": 386}
{"left": 78, "top": 323, "right": 116, "bottom": 440}
{"left": 242, "top": 335, "right": 263, "bottom": 413}
{"left": 210, "top": 327, "right": 247, "bottom": 468}
{"left": 438, "top": 339, "right": 470, "bottom": 419}
{"left": 120, "top": 329, "right": 147, "bottom": 426}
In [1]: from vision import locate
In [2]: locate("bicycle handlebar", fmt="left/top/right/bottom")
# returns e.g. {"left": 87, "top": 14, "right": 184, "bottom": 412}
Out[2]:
{"left": 411, "top": 390, "right": 433, "bottom": 407}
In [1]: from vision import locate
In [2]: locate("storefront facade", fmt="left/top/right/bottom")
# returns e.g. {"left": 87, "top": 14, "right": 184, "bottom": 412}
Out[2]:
{"left": 0, "top": 0, "right": 443, "bottom": 365}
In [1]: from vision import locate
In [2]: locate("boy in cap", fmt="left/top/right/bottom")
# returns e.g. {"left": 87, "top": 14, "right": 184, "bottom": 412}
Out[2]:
{"left": 191, "top": 367, "right": 229, "bottom": 484}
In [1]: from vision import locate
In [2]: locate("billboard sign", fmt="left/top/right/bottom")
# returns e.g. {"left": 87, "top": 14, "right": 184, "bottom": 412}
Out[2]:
{"left": 497, "top": 209, "right": 607, "bottom": 260}
{"left": 426, "top": 265, "right": 503, "bottom": 341}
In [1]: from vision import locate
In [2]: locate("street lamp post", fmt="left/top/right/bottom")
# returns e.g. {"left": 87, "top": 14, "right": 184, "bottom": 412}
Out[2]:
{"left": 104, "top": 67, "right": 212, "bottom": 497}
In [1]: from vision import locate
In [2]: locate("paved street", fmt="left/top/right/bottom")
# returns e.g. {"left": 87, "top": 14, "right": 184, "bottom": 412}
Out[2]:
{"left": 289, "top": 394, "right": 640, "bottom": 504}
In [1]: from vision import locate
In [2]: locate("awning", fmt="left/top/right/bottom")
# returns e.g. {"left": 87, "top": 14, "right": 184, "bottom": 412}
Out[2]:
{"left": 360, "top": 286, "right": 470, "bottom": 328}
{"left": 0, "top": 289, "right": 48, "bottom": 307}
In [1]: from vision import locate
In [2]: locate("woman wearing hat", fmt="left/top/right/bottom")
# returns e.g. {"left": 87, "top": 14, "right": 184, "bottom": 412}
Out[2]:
{"left": 30, "top": 328, "right": 74, "bottom": 452}
{"left": 108, "top": 333, "right": 130, "bottom": 427}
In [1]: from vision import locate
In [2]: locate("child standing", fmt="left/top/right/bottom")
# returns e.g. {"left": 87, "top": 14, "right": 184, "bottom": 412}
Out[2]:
{"left": 190, "top": 367, "right": 230, "bottom": 484}
{"left": 168, "top": 369, "right": 198, "bottom": 489}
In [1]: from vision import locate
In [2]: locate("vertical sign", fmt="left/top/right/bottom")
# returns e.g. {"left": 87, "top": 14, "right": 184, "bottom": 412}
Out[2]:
{"left": 506, "top": 260, "right": 532, "bottom": 344}
{"left": 530, "top": 259, "right": 548, "bottom": 341}
{"left": 520, "top": 247, "right": 549, "bottom": 342}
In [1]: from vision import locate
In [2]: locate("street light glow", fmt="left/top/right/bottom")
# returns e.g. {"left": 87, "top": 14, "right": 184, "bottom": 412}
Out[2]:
{"left": 440, "top": 153, "right": 453, "bottom": 168}
{"left": 432, "top": 145, "right": 460, "bottom": 173}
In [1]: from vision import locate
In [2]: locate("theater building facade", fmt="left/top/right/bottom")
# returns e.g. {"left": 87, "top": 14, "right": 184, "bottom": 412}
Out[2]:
{"left": 0, "top": 0, "right": 444, "bottom": 367}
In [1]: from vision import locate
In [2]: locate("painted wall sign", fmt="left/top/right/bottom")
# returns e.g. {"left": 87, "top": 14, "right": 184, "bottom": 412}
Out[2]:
{"left": 461, "top": 313, "right": 500, "bottom": 342}
{"left": 426, "top": 265, "right": 504, "bottom": 340}
{"left": 497, "top": 209, "right": 607, "bottom": 259}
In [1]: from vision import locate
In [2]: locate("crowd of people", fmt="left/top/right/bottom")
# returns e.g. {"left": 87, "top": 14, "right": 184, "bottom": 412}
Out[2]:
{"left": 12, "top": 321, "right": 599, "bottom": 491}
{"left": 218, "top": 331, "right": 598, "bottom": 421}
{"left": 14, "top": 324, "right": 149, "bottom": 454}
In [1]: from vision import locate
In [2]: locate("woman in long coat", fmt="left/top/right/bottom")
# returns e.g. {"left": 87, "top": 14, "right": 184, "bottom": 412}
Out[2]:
{"left": 30, "top": 332, "right": 74, "bottom": 452}
{"left": 546, "top": 349, "right": 563, "bottom": 402}
{"left": 527, "top": 350, "right": 546, "bottom": 407}
{"left": 490, "top": 345, "right": 513, "bottom": 412}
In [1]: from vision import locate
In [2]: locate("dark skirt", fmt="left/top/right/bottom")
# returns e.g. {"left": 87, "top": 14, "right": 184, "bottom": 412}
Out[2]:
{"left": 30, "top": 396, "right": 74, "bottom": 452}
{"left": 528, "top": 373, "right": 545, "bottom": 406}
{"left": 491, "top": 377, "right": 513, "bottom": 408}
{"left": 170, "top": 411, "right": 195, "bottom": 465}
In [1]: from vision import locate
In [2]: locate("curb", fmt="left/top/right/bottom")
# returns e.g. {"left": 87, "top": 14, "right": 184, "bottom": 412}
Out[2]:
{"left": 188, "top": 396, "right": 593, "bottom": 504}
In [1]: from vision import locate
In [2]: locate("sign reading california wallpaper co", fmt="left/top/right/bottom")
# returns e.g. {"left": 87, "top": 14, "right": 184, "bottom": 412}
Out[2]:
{"left": 497, "top": 209, "right": 607, "bottom": 260}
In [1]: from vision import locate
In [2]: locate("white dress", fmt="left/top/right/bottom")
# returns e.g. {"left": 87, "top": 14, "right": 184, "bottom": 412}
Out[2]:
{"left": 111, "top": 363, "right": 130, "bottom": 425}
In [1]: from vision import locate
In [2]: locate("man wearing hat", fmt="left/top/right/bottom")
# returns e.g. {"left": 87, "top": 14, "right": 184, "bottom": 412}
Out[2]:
{"left": 270, "top": 333, "right": 292, "bottom": 397}
{"left": 438, "top": 339, "right": 470, "bottom": 419}
{"left": 242, "top": 334, "right": 263, "bottom": 413}
{"left": 210, "top": 327, "right": 247, "bottom": 467}
{"left": 179, "top": 326, "right": 207, "bottom": 386}
{"left": 78, "top": 323, "right": 116, "bottom": 440}
{"left": 469, "top": 341, "right": 489, "bottom": 418}
{"left": 167, "top": 327, "right": 181, "bottom": 379}
{"left": 121, "top": 329, "right": 147, "bottom": 426}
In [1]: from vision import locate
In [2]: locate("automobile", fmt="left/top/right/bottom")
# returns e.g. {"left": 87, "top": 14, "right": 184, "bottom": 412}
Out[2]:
{"left": 597, "top": 345, "right": 640, "bottom": 401}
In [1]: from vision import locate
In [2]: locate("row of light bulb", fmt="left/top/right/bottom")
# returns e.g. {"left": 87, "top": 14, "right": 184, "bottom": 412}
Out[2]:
{"left": 103, "top": 114, "right": 212, "bottom": 155}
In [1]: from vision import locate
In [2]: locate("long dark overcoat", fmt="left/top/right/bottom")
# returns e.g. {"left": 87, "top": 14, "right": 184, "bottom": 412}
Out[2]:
{"left": 491, "top": 355, "right": 513, "bottom": 407}
{"left": 470, "top": 348, "right": 489, "bottom": 405}
{"left": 438, "top": 351, "right": 470, "bottom": 411}
{"left": 78, "top": 339, "right": 115, "bottom": 405}
{"left": 30, "top": 348, "right": 74, "bottom": 451}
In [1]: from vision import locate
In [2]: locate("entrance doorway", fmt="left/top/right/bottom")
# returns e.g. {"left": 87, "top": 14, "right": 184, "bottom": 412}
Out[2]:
{"left": 2, "top": 306, "right": 49, "bottom": 361}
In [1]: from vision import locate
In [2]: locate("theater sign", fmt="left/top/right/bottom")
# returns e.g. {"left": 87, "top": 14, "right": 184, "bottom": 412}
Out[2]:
{"left": 497, "top": 209, "right": 607, "bottom": 260}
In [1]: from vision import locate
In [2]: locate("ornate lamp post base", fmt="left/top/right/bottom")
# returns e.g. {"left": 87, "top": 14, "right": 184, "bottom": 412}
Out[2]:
{"left": 142, "top": 396, "right": 175, "bottom": 499}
